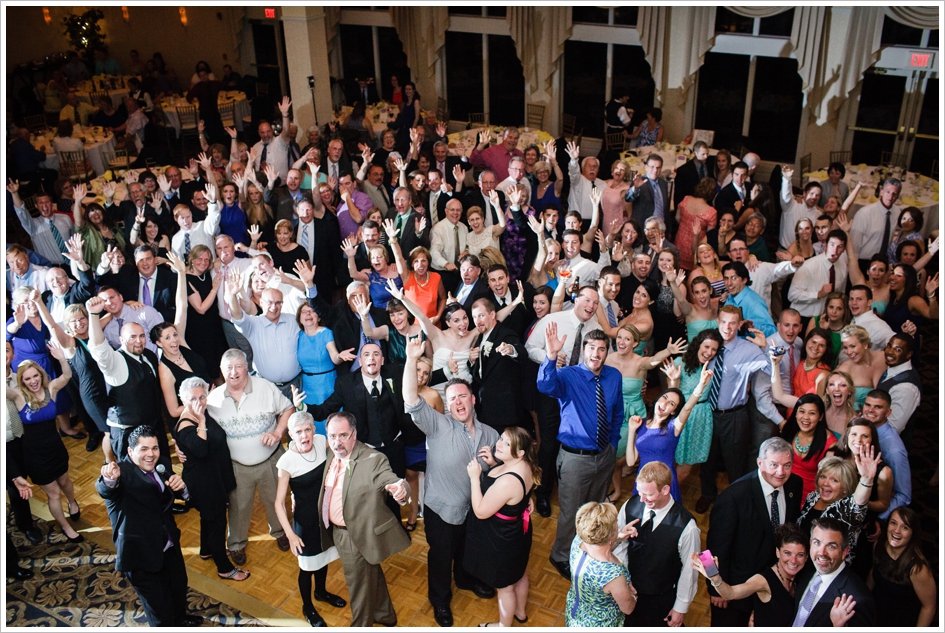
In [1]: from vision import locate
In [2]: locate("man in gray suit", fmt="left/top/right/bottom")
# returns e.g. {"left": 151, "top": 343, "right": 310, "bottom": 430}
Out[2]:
{"left": 625, "top": 153, "right": 672, "bottom": 238}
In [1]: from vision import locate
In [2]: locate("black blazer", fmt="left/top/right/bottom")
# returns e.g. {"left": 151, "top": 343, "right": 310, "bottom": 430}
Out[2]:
{"left": 95, "top": 457, "right": 184, "bottom": 573}
{"left": 127, "top": 266, "right": 178, "bottom": 323}
{"left": 114, "top": 200, "right": 176, "bottom": 247}
{"left": 310, "top": 294, "right": 391, "bottom": 374}
{"left": 97, "top": 262, "right": 139, "bottom": 300}
{"left": 43, "top": 266, "right": 95, "bottom": 310}
{"left": 714, "top": 182, "right": 747, "bottom": 212}
{"left": 469, "top": 322, "right": 526, "bottom": 432}
{"left": 626, "top": 177, "right": 671, "bottom": 231}
{"left": 491, "top": 282, "right": 536, "bottom": 340}
{"left": 308, "top": 212, "right": 346, "bottom": 300}
{"left": 263, "top": 185, "right": 314, "bottom": 224}
{"left": 348, "top": 83, "right": 380, "bottom": 106}
{"left": 793, "top": 564, "right": 876, "bottom": 626}
{"left": 673, "top": 157, "right": 715, "bottom": 208}
{"left": 705, "top": 470, "right": 803, "bottom": 611}
{"left": 433, "top": 156, "right": 467, "bottom": 189}
{"left": 384, "top": 209, "right": 431, "bottom": 255}
{"left": 462, "top": 187, "right": 505, "bottom": 226}
{"left": 453, "top": 278, "right": 492, "bottom": 318}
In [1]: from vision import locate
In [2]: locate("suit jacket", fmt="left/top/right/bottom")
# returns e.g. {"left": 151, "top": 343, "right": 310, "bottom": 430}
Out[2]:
{"left": 673, "top": 157, "right": 715, "bottom": 208}
{"left": 793, "top": 564, "right": 876, "bottom": 627}
{"left": 705, "top": 470, "right": 803, "bottom": 612}
{"left": 426, "top": 190, "right": 454, "bottom": 223}
{"left": 95, "top": 457, "right": 184, "bottom": 573}
{"left": 384, "top": 209, "right": 431, "bottom": 254}
{"left": 348, "top": 83, "right": 380, "bottom": 106}
{"left": 491, "top": 283, "right": 536, "bottom": 340}
{"left": 461, "top": 187, "right": 505, "bottom": 226}
{"left": 626, "top": 177, "right": 671, "bottom": 235}
{"left": 129, "top": 266, "right": 178, "bottom": 323}
{"left": 432, "top": 156, "right": 466, "bottom": 189}
{"left": 263, "top": 185, "right": 314, "bottom": 224}
{"left": 469, "top": 322, "right": 525, "bottom": 431}
{"left": 453, "top": 278, "right": 492, "bottom": 318}
{"left": 310, "top": 294, "right": 391, "bottom": 374}
{"left": 354, "top": 241, "right": 394, "bottom": 274}
{"left": 43, "top": 266, "right": 95, "bottom": 311}
{"left": 361, "top": 180, "right": 393, "bottom": 215}
{"left": 714, "top": 182, "right": 747, "bottom": 212}
{"left": 317, "top": 442, "right": 411, "bottom": 565}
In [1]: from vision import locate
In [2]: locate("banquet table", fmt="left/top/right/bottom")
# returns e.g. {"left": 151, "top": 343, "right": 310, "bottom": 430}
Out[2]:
{"left": 446, "top": 126, "right": 555, "bottom": 157}
{"left": 337, "top": 103, "right": 401, "bottom": 140}
{"left": 804, "top": 164, "right": 940, "bottom": 238}
{"left": 159, "top": 92, "right": 251, "bottom": 137}
{"left": 32, "top": 125, "right": 116, "bottom": 177}
{"left": 74, "top": 76, "right": 137, "bottom": 109}
{"left": 87, "top": 165, "right": 196, "bottom": 205}
{"left": 621, "top": 142, "right": 719, "bottom": 180}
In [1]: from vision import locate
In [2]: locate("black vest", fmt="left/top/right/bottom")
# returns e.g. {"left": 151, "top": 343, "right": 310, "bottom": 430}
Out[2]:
{"left": 624, "top": 496, "right": 693, "bottom": 595}
{"left": 106, "top": 348, "right": 162, "bottom": 429}
{"left": 363, "top": 377, "right": 401, "bottom": 447}
{"left": 605, "top": 99, "right": 627, "bottom": 131}
{"left": 877, "top": 364, "right": 922, "bottom": 431}
{"left": 69, "top": 339, "right": 109, "bottom": 428}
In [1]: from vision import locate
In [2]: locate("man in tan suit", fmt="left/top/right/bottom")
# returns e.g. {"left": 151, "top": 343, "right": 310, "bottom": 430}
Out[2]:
{"left": 318, "top": 412, "right": 410, "bottom": 627}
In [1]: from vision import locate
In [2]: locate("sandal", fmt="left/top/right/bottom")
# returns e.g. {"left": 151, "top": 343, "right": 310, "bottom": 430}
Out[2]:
{"left": 405, "top": 521, "right": 417, "bottom": 532}
{"left": 218, "top": 568, "right": 250, "bottom": 581}
{"left": 606, "top": 491, "right": 620, "bottom": 503}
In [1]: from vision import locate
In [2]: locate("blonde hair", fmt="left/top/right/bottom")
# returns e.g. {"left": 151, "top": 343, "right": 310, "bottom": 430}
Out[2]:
{"left": 11, "top": 286, "right": 33, "bottom": 305}
{"left": 172, "top": 204, "right": 191, "bottom": 219}
{"left": 575, "top": 502, "right": 618, "bottom": 545}
{"left": 840, "top": 324, "right": 871, "bottom": 350}
{"left": 822, "top": 370, "right": 856, "bottom": 421}
{"left": 636, "top": 461, "right": 673, "bottom": 490}
{"left": 610, "top": 159, "right": 632, "bottom": 182}
{"left": 816, "top": 456, "right": 858, "bottom": 499}
{"left": 369, "top": 245, "right": 389, "bottom": 264}
{"left": 617, "top": 323, "right": 642, "bottom": 347}
{"left": 187, "top": 244, "right": 213, "bottom": 270}
{"left": 16, "top": 360, "right": 51, "bottom": 410}
{"left": 274, "top": 219, "right": 294, "bottom": 236}
{"left": 62, "top": 304, "right": 88, "bottom": 337}
{"left": 533, "top": 160, "right": 551, "bottom": 175}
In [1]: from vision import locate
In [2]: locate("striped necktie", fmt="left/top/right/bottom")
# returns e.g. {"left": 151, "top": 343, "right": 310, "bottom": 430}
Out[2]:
{"left": 792, "top": 575, "right": 823, "bottom": 627}
{"left": 606, "top": 304, "right": 618, "bottom": 350}
{"left": 300, "top": 222, "right": 311, "bottom": 252}
{"left": 47, "top": 219, "right": 67, "bottom": 256}
{"left": 594, "top": 375, "right": 609, "bottom": 450}
{"left": 707, "top": 345, "right": 725, "bottom": 409}
{"left": 183, "top": 232, "right": 191, "bottom": 259}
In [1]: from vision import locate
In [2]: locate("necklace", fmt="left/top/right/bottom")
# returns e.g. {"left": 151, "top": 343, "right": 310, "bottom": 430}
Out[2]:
{"left": 774, "top": 564, "right": 795, "bottom": 593}
{"left": 165, "top": 352, "right": 187, "bottom": 367}
{"left": 794, "top": 434, "right": 812, "bottom": 455}
{"left": 803, "top": 359, "right": 819, "bottom": 372}
{"left": 295, "top": 442, "right": 318, "bottom": 462}
{"left": 414, "top": 272, "right": 431, "bottom": 288}
{"left": 194, "top": 271, "right": 207, "bottom": 282}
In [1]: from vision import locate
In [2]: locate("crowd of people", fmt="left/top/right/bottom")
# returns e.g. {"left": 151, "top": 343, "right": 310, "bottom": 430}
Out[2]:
{"left": 5, "top": 73, "right": 939, "bottom": 628}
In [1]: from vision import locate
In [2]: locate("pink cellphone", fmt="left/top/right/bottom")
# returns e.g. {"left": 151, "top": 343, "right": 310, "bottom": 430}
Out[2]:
{"left": 699, "top": 550, "right": 719, "bottom": 577}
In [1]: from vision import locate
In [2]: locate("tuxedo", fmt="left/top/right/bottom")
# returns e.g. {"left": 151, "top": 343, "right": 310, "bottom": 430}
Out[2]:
{"left": 706, "top": 469, "right": 803, "bottom": 626}
{"left": 793, "top": 564, "right": 876, "bottom": 626}
{"left": 129, "top": 266, "right": 178, "bottom": 323}
{"left": 452, "top": 278, "right": 491, "bottom": 319}
{"left": 469, "top": 322, "right": 526, "bottom": 433}
{"left": 491, "top": 282, "right": 536, "bottom": 340}
{"left": 626, "top": 177, "right": 672, "bottom": 237}
{"left": 673, "top": 157, "right": 715, "bottom": 208}
{"left": 714, "top": 182, "right": 748, "bottom": 212}
{"left": 310, "top": 294, "right": 391, "bottom": 375}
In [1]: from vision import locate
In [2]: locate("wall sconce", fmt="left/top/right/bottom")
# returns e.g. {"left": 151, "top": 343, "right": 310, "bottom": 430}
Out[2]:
{"left": 43, "top": 7, "right": 51, "bottom": 24}
{"left": 179, "top": 7, "right": 187, "bottom": 26}
{"left": 122, "top": 6, "right": 129, "bottom": 22}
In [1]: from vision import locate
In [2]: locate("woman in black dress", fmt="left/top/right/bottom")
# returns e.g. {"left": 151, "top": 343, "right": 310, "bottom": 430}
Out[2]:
{"left": 465, "top": 426, "right": 539, "bottom": 627}
{"left": 274, "top": 412, "right": 346, "bottom": 627}
{"left": 267, "top": 219, "right": 311, "bottom": 273}
{"left": 690, "top": 523, "right": 809, "bottom": 627}
{"left": 185, "top": 245, "right": 228, "bottom": 381}
{"left": 869, "top": 506, "right": 937, "bottom": 627}
{"left": 173, "top": 376, "right": 245, "bottom": 580}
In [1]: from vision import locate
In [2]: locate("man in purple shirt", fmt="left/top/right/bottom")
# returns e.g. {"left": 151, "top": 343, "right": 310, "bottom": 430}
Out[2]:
{"left": 469, "top": 127, "right": 523, "bottom": 183}
{"left": 337, "top": 173, "right": 373, "bottom": 239}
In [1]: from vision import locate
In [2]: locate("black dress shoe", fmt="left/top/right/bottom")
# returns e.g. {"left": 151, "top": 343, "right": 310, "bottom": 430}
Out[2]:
{"left": 85, "top": 435, "right": 100, "bottom": 452}
{"left": 457, "top": 580, "right": 495, "bottom": 599}
{"left": 302, "top": 605, "right": 327, "bottom": 627}
{"left": 535, "top": 497, "right": 551, "bottom": 518}
{"left": 694, "top": 496, "right": 713, "bottom": 514}
{"left": 23, "top": 527, "right": 42, "bottom": 546}
{"left": 179, "top": 615, "right": 204, "bottom": 627}
{"left": 314, "top": 590, "right": 346, "bottom": 608}
{"left": 433, "top": 605, "right": 453, "bottom": 627}
{"left": 549, "top": 556, "right": 571, "bottom": 581}
{"left": 58, "top": 429, "right": 87, "bottom": 440}
{"left": 171, "top": 504, "right": 190, "bottom": 515}
{"left": 8, "top": 566, "right": 33, "bottom": 581}
{"left": 68, "top": 500, "right": 80, "bottom": 522}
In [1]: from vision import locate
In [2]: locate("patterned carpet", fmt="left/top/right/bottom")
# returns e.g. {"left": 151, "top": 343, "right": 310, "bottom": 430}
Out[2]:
{"left": 5, "top": 518, "right": 265, "bottom": 627}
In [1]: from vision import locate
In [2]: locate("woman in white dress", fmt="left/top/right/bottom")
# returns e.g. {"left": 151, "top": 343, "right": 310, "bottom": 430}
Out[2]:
{"left": 385, "top": 279, "right": 475, "bottom": 397}
{"left": 465, "top": 191, "right": 507, "bottom": 257}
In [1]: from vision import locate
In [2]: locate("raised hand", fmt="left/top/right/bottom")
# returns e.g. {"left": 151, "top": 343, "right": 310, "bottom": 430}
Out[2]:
{"left": 782, "top": 167, "right": 794, "bottom": 180}
{"left": 341, "top": 237, "right": 358, "bottom": 257}
{"left": 405, "top": 335, "right": 424, "bottom": 360}
{"left": 698, "top": 361, "right": 714, "bottom": 388}
{"left": 351, "top": 293, "right": 372, "bottom": 319}
{"left": 231, "top": 172, "right": 245, "bottom": 191}
{"left": 565, "top": 141, "right": 580, "bottom": 162}
{"left": 589, "top": 187, "right": 602, "bottom": 209}
{"left": 925, "top": 272, "right": 939, "bottom": 296}
{"left": 507, "top": 187, "right": 522, "bottom": 208}
{"left": 156, "top": 173, "right": 171, "bottom": 193}
{"left": 543, "top": 139, "right": 556, "bottom": 160}
{"left": 264, "top": 163, "right": 278, "bottom": 187}
{"left": 293, "top": 260, "right": 316, "bottom": 287}
{"left": 595, "top": 230, "right": 607, "bottom": 251}
{"left": 746, "top": 328, "right": 767, "bottom": 348}
{"left": 665, "top": 337, "right": 688, "bottom": 356}
{"left": 224, "top": 268, "right": 243, "bottom": 297}
{"left": 436, "top": 121, "right": 447, "bottom": 137}
{"left": 63, "top": 234, "right": 85, "bottom": 264}
{"left": 247, "top": 224, "right": 262, "bottom": 243}
{"left": 854, "top": 443, "right": 881, "bottom": 481}
{"left": 204, "top": 181, "right": 218, "bottom": 204}
{"left": 660, "top": 358, "right": 681, "bottom": 383}
{"left": 166, "top": 251, "right": 187, "bottom": 274}
{"left": 124, "top": 171, "right": 137, "bottom": 185}
{"left": 478, "top": 129, "right": 492, "bottom": 147}
{"left": 148, "top": 195, "right": 163, "bottom": 211}
{"left": 198, "top": 119, "right": 206, "bottom": 133}
{"left": 385, "top": 278, "right": 405, "bottom": 301}
{"left": 225, "top": 126, "right": 238, "bottom": 139}
{"left": 527, "top": 214, "right": 544, "bottom": 235}
{"left": 100, "top": 181, "right": 115, "bottom": 200}
{"left": 278, "top": 96, "right": 292, "bottom": 117}
{"left": 632, "top": 171, "right": 646, "bottom": 189}
{"left": 197, "top": 151, "right": 213, "bottom": 172}
{"left": 86, "top": 295, "right": 106, "bottom": 315}
{"left": 452, "top": 163, "right": 466, "bottom": 184}
{"left": 6, "top": 178, "right": 19, "bottom": 195}
{"left": 409, "top": 127, "right": 419, "bottom": 146}
{"left": 544, "top": 321, "right": 566, "bottom": 359}
{"left": 188, "top": 157, "right": 199, "bottom": 174}
{"left": 627, "top": 415, "right": 644, "bottom": 431}
{"left": 291, "top": 385, "right": 307, "bottom": 410}
{"left": 835, "top": 211, "right": 851, "bottom": 233}
{"left": 416, "top": 216, "right": 427, "bottom": 234}
{"left": 830, "top": 594, "right": 857, "bottom": 627}
{"left": 393, "top": 157, "right": 407, "bottom": 172}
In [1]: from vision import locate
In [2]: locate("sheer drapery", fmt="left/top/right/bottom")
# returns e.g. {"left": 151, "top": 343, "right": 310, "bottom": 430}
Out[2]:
{"left": 637, "top": 6, "right": 668, "bottom": 104}
{"left": 676, "top": 7, "right": 718, "bottom": 106}
{"left": 884, "top": 6, "right": 939, "bottom": 30}
{"left": 507, "top": 7, "right": 572, "bottom": 97}
{"left": 725, "top": 6, "right": 793, "bottom": 19}
{"left": 389, "top": 6, "right": 448, "bottom": 105}
{"left": 791, "top": 6, "right": 827, "bottom": 107}
{"left": 324, "top": 6, "right": 341, "bottom": 58}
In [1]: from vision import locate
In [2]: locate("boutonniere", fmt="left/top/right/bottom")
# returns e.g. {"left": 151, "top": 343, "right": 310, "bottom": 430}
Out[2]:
{"left": 482, "top": 341, "right": 494, "bottom": 357}
{"left": 386, "top": 378, "right": 394, "bottom": 393}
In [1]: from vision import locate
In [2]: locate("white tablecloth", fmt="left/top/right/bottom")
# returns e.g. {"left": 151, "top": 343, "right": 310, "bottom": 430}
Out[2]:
{"left": 337, "top": 104, "right": 402, "bottom": 140}
{"left": 804, "top": 164, "right": 940, "bottom": 238}
{"left": 621, "top": 143, "right": 719, "bottom": 180}
{"left": 446, "top": 127, "right": 554, "bottom": 157}
{"left": 87, "top": 166, "right": 196, "bottom": 205}
{"left": 75, "top": 76, "right": 137, "bottom": 109}
{"left": 34, "top": 127, "right": 116, "bottom": 177}
{"left": 159, "top": 92, "right": 251, "bottom": 137}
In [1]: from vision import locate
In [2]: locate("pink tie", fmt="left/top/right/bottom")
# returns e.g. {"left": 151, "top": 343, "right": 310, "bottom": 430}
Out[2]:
{"left": 323, "top": 457, "right": 343, "bottom": 529}
{"left": 221, "top": 264, "right": 231, "bottom": 319}
{"left": 141, "top": 276, "right": 153, "bottom": 306}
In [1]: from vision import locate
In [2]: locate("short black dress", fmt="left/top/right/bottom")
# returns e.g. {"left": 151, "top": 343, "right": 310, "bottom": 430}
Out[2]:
{"left": 752, "top": 566, "right": 797, "bottom": 627}
{"left": 19, "top": 390, "right": 69, "bottom": 485}
{"left": 185, "top": 273, "right": 229, "bottom": 380}
{"left": 173, "top": 412, "right": 236, "bottom": 517}
{"left": 872, "top": 553, "right": 924, "bottom": 627}
{"left": 464, "top": 471, "right": 532, "bottom": 589}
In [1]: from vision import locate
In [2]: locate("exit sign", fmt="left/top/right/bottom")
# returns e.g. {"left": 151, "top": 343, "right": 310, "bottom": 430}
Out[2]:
{"left": 265, "top": 8, "right": 275, "bottom": 18}
{"left": 911, "top": 52, "right": 931, "bottom": 68}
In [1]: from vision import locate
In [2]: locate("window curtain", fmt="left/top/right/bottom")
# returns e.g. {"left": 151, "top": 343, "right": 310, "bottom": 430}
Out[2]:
{"left": 324, "top": 6, "right": 341, "bottom": 59}
{"left": 790, "top": 6, "right": 827, "bottom": 108}
{"left": 227, "top": 7, "right": 247, "bottom": 65}
{"left": 637, "top": 6, "right": 668, "bottom": 104}
{"left": 725, "top": 6, "right": 792, "bottom": 19}
{"left": 884, "top": 7, "right": 939, "bottom": 30}
{"left": 388, "top": 6, "right": 448, "bottom": 106}
{"left": 507, "top": 7, "right": 572, "bottom": 97}
{"left": 676, "top": 7, "right": 718, "bottom": 106}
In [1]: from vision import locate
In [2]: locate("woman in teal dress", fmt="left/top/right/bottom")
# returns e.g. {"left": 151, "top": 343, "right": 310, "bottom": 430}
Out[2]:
{"left": 835, "top": 325, "right": 885, "bottom": 412}
{"left": 357, "top": 297, "right": 427, "bottom": 366}
{"left": 604, "top": 324, "right": 686, "bottom": 502}
{"left": 666, "top": 270, "right": 718, "bottom": 343}
{"left": 566, "top": 502, "right": 635, "bottom": 627}
{"left": 667, "top": 329, "right": 723, "bottom": 485}
{"left": 296, "top": 303, "right": 354, "bottom": 435}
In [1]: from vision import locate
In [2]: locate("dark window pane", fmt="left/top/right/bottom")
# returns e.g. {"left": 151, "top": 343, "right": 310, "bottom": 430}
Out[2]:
{"left": 572, "top": 7, "right": 609, "bottom": 24}
{"left": 448, "top": 7, "right": 481, "bottom": 16}
{"left": 613, "top": 7, "right": 638, "bottom": 26}
{"left": 377, "top": 26, "right": 411, "bottom": 100}
{"left": 339, "top": 24, "right": 374, "bottom": 83}
{"left": 488, "top": 35, "right": 524, "bottom": 126}
{"left": 748, "top": 57, "right": 802, "bottom": 163}
{"left": 372, "top": 7, "right": 388, "bottom": 11}
{"left": 563, "top": 40, "right": 607, "bottom": 137}
{"left": 881, "top": 17, "right": 923, "bottom": 47}
{"left": 758, "top": 9, "right": 794, "bottom": 37}
{"left": 612, "top": 44, "right": 655, "bottom": 130}
{"left": 850, "top": 72, "right": 907, "bottom": 165}
{"left": 251, "top": 23, "right": 284, "bottom": 98}
{"left": 445, "top": 31, "right": 483, "bottom": 121}
{"left": 910, "top": 78, "right": 937, "bottom": 174}
{"left": 928, "top": 28, "right": 938, "bottom": 49}
{"left": 694, "top": 52, "right": 750, "bottom": 153}
{"left": 715, "top": 8, "right": 753, "bottom": 34}
{"left": 486, "top": 7, "right": 507, "bottom": 17}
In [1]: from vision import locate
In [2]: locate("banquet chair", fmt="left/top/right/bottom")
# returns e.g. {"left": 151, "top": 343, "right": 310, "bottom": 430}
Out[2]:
{"left": 562, "top": 113, "right": 577, "bottom": 140}
{"left": 219, "top": 101, "right": 236, "bottom": 128}
{"left": 256, "top": 82, "right": 269, "bottom": 97}
{"left": 176, "top": 104, "right": 200, "bottom": 153}
{"left": 605, "top": 132, "right": 628, "bottom": 153}
{"left": 881, "top": 151, "right": 907, "bottom": 170}
{"left": 88, "top": 90, "right": 109, "bottom": 106}
{"left": 24, "top": 114, "right": 46, "bottom": 133}
{"left": 799, "top": 153, "right": 812, "bottom": 178}
{"left": 468, "top": 112, "right": 487, "bottom": 128}
{"left": 59, "top": 150, "right": 94, "bottom": 182}
{"left": 526, "top": 104, "right": 546, "bottom": 130}
{"left": 829, "top": 151, "right": 852, "bottom": 165}
{"left": 931, "top": 160, "right": 938, "bottom": 180}
{"left": 145, "top": 157, "right": 158, "bottom": 169}
{"left": 104, "top": 149, "right": 131, "bottom": 170}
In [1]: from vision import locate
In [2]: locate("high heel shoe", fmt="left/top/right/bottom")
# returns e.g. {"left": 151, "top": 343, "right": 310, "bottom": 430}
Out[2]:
{"left": 66, "top": 532, "right": 85, "bottom": 544}
{"left": 68, "top": 500, "right": 81, "bottom": 522}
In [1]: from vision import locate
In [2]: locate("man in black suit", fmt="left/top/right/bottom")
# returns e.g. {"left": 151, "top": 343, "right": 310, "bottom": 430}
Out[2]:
{"left": 348, "top": 77, "right": 380, "bottom": 106}
{"left": 385, "top": 187, "right": 431, "bottom": 255}
{"left": 297, "top": 199, "right": 346, "bottom": 300}
{"left": 625, "top": 153, "right": 672, "bottom": 238}
{"left": 42, "top": 247, "right": 95, "bottom": 322}
{"left": 263, "top": 167, "right": 314, "bottom": 224}
{"left": 105, "top": 180, "right": 150, "bottom": 246}
{"left": 132, "top": 245, "right": 178, "bottom": 323}
{"left": 425, "top": 170, "right": 454, "bottom": 223}
{"left": 353, "top": 220, "right": 393, "bottom": 273}
{"left": 431, "top": 142, "right": 466, "bottom": 190}
{"left": 95, "top": 426, "right": 202, "bottom": 628}
{"left": 706, "top": 437, "right": 803, "bottom": 627}
{"left": 486, "top": 264, "right": 535, "bottom": 339}
{"left": 453, "top": 255, "right": 491, "bottom": 318}
{"left": 792, "top": 518, "right": 876, "bottom": 626}
{"left": 324, "top": 139, "right": 354, "bottom": 191}
{"left": 673, "top": 141, "right": 714, "bottom": 208}
{"left": 468, "top": 298, "right": 526, "bottom": 434}
{"left": 714, "top": 161, "right": 751, "bottom": 212}
{"left": 456, "top": 168, "right": 506, "bottom": 226}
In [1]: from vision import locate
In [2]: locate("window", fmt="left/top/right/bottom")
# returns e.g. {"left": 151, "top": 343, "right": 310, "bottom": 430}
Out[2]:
{"left": 881, "top": 18, "right": 924, "bottom": 47}
{"left": 488, "top": 35, "right": 525, "bottom": 126}
{"left": 694, "top": 52, "right": 751, "bottom": 152}
{"left": 448, "top": 7, "right": 481, "bottom": 16}
{"left": 572, "top": 7, "right": 610, "bottom": 25}
{"left": 928, "top": 29, "right": 939, "bottom": 48}
{"left": 339, "top": 24, "right": 374, "bottom": 81}
{"left": 910, "top": 77, "right": 938, "bottom": 174}
{"left": 445, "top": 31, "right": 483, "bottom": 121}
{"left": 758, "top": 9, "right": 794, "bottom": 37}
{"left": 716, "top": 8, "right": 794, "bottom": 37}
{"left": 613, "top": 7, "right": 638, "bottom": 26}
{"left": 377, "top": 26, "right": 410, "bottom": 100}
{"left": 748, "top": 57, "right": 802, "bottom": 162}
{"left": 486, "top": 7, "right": 507, "bottom": 18}
{"left": 612, "top": 45, "right": 655, "bottom": 129}
{"left": 715, "top": 8, "right": 754, "bottom": 34}
{"left": 563, "top": 40, "right": 607, "bottom": 137}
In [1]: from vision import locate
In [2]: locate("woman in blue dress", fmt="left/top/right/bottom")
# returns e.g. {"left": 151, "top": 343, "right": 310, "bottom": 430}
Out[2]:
{"left": 296, "top": 302, "right": 355, "bottom": 435}
{"left": 389, "top": 82, "right": 420, "bottom": 156}
{"left": 342, "top": 235, "right": 403, "bottom": 310}
{"left": 626, "top": 362, "right": 712, "bottom": 503}
{"left": 628, "top": 107, "right": 664, "bottom": 147}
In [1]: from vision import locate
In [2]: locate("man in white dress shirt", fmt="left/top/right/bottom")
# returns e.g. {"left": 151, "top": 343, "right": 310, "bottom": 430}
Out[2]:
{"left": 778, "top": 167, "right": 822, "bottom": 250}
{"left": 430, "top": 198, "right": 467, "bottom": 291}
{"left": 250, "top": 96, "right": 293, "bottom": 182}
{"left": 566, "top": 142, "right": 605, "bottom": 222}
{"left": 847, "top": 286, "right": 894, "bottom": 352}
{"left": 787, "top": 230, "right": 848, "bottom": 323}
{"left": 561, "top": 230, "right": 602, "bottom": 285}
{"left": 11, "top": 185, "right": 75, "bottom": 266}
{"left": 850, "top": 179, "right": 901, "bottom": 269}
{"left": 170, "top": 183, "right": 221, "bottom": 259}
{"left": 767, "top": 309, "right": 804, "bottom": 397}
{"left": 726, "top": 238, "right": 799, "bottom": 307}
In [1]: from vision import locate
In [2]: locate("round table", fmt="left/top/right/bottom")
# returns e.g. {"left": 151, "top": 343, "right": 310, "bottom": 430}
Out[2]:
{"left": 75, "top": 76, "right": 137, "bottom": 109}
{"left": 337, "top": 103, "right": 401, "bottom": 140}
{"left": 804, "top": 164, "right": 939, "bottom": 238}
{"left": 621, "top": 142, "right": 719, "bottom": 179}
{"left": 446, "top": 126, "right": 554, "bottom": 157}
{"left": 159, "top": 92, "right": 251, "bottom": 137}
{"left": 33, "top": 126, "right": 116, "bottom": 177}
{"left": 87, "top": 166, "right": 196, "bottom": 205}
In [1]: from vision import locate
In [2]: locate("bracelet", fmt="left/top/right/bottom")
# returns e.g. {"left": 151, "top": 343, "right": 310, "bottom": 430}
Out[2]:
{"left": 858, "top": 480, "right": 873, "bottom": 488}
{"left": 90, "top": 311, "right": 104, "bottom": 318}
{"left": 197, "top": 427, "right": 207, "bottom": 432}
{"left": 709, "top": 578, "right": 722, "bottom": 588}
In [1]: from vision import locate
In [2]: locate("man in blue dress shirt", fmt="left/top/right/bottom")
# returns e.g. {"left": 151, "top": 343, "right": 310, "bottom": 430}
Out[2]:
{"left": 538, "top": 326, "right": 623, "bottom": 580}
{"left": 721, "top": 261, "right": 777, "bottom": 337}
